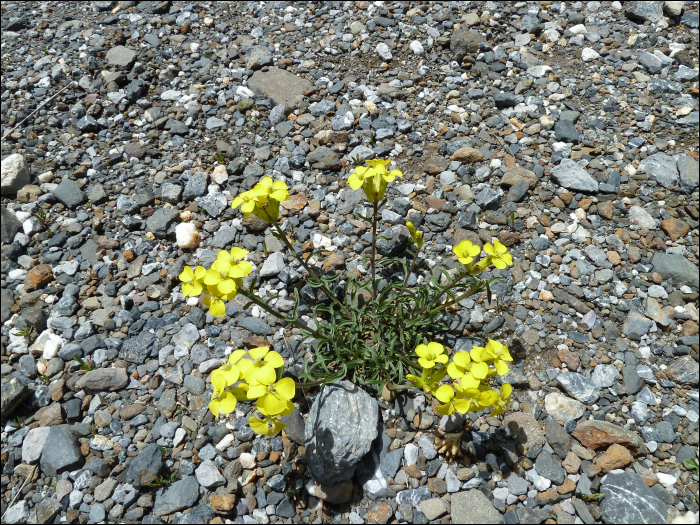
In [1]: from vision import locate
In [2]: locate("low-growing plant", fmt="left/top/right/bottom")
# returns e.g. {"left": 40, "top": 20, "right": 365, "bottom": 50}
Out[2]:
{"left": 214, "top": 151, "right": 226, "bottom": 165}
{"left": 179, "top": 159, "right": 514, "bottom": 436}
{"left": 15, "top": 325, "right": 34, "bottom": 340}
{"left": 73, "top": 356, "right": 94, "bottom": 371}
{"left": 683, "top": 458, "right": 699, "bottom": 476}
{"left": 146, "top": 473, "right": 177, "bottom": 489}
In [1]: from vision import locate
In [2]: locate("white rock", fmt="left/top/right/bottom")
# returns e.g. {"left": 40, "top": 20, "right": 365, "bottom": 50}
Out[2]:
{"left": 22, "top": 427, "right": 51, "bottom": 463}
{"left": 3, "top": 501, "right": 30, "bottom": 525}
{"left": 671, "top": 511, "right": 699, "bottom": 524}
{"left": 176, "top": 222, "right": 200, "bottom": 249}
{"left": 409, "top": 40, "right": 424, "bottom": 55}
{"left": 312, "top": 233, "right": 333, "bottom": 250}
{"left": 216, "top": 433, "right": 234, "bottom": 451}
{"left": 664, "top": 1, "right": 684, "bottom": 17}
{"left": 404, "top": 443, "right": 419, "bottom": 466}
{"left": 239, "top": 452, "right": 256, "bottom": 469}
{"left": 376, "top": 43, "right": 392, "bottom": 61}
{"left": 212, "top": 164, "right": 228, "bottom": 184}
{"left": 569, "top": 24, "right": 588, "bottom": 35}
{"left": 260, "top": 252, "right": 285, "bottom": 278}
{"left": 1, "top": 153, "right": 31, "bottom": 194}
{"left": 629, "top": 206, "right": 656, "bottom": 229}
{"left": 237, "top": 86, "right": 255, "bottom": 99}
{"left": 656, "top": 472, "right": 677, "bottom": 487}
{"left": 581, "top": 48, "right": 600, "bottom": 62}
{"left": 160, "top": 90, "right": 182, "bottom": 101}
{"left": 173, "top": 428, "right": 187, "bottom": 448}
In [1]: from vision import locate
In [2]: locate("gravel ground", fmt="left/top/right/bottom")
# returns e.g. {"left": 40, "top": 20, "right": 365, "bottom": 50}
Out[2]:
{"left": 1, "top": 1, "right": 699, "bottom": 524}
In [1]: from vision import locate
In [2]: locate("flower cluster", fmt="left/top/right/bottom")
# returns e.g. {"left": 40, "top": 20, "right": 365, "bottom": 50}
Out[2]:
{"left": 452, "top": 238, "right": 513, "bottom": 275}
{"left": 348, "top": 159, "right": 403, "bottom": 203}
{"left": 178, "top": 246, "right": 253, "bottom": 317}
{"left": 232, "top": 176, "right": 290, "bottom": 224}
{"left": 407, "top": 340, "right": 513, "bottom": 417}
{"left": 208, "top": 346, "right": 295, "bottom": 436}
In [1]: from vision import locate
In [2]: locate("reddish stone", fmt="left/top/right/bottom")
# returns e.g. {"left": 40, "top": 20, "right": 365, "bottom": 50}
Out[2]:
{"left": 24, "top": 264, "right": 53, "bottom": 292}
{"left": 660, "top": 218, "right": 690, "bottom": 241}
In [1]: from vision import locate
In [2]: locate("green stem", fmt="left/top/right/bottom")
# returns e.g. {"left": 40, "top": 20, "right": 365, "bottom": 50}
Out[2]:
{"left": 370, "top": 200, "right": 378, "bottom": 304}
{"left": 270, "top": 222, "right": 350, "bottom": 317}
{"left": 399, "top": 248, "right": 420, "bottom": 297}
{"left": 410, "top": 269, "right": 476, "bottom": 321}
{"left": 422, "top": 281, "right": 487, "bottom": 319}
{"left": 386, "top": 383, "right": 415, "bottom": 391}
{"left": 240, "top": 290, "right": 325, "bottom": 341}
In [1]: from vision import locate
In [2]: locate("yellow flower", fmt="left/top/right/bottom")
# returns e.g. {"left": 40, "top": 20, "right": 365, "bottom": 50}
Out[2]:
{"left": 472, "top": 339, "right": 513, "bottom": 376}
{"left": 208, "top": 373, "right": 238, "bottom": 419}
{"left": 365, "top": 159, "right": 403, "bottom": 183}
{"left": 435, "top": 382, "right": 479, "bottom": 416}
{"left": 231, "top": 187, "right": 266, "bottom": 215}
{"left": 407, "top": 365, "right": 447, "bottom": 396}
{"left": 237, "top": 346, "right": 285, "bottom": 383}
{"left": 446, "top": 351, "right": 489, "bottom": 382}
{"left": 489, "top": 383, "right": 512, "bottom": 416}
{"left": 249, "top": 402, "right": 294, "bottom": 436}
{"left": 255, "top": 176, "right": 289, "bottom": 203}
{"left": 347, "top": 159, "right": 402, "bottom": 203}
{"left": 203, "top": 294, "right": 227, "bottom": 317}
{"left": 452, "top": 240, "right": 481, "bottom": 266}
{"left": 179, "top": 266, "right": 207, "bottom": 297}
{"left": 483, "top": 239, "right": 513, "bottom": 269}
{"left": 246, "top": 366, "right": 296, "bottom": 416}
{"left": 211, "top": 362, "right": 240, "bottom": 388}
{"left": 406, "top": 221, "right": 424, "bottom": 249}
{"left": 415, "top": 342, "right": 449, "bottom": 369}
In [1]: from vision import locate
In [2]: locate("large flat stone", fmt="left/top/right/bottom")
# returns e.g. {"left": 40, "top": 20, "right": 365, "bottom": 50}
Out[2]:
{"left": 247, "top": 67, "right": 312, "bottom": 108}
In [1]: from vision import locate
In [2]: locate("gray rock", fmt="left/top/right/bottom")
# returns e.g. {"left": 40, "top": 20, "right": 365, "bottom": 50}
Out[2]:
{"left": 638, "top": 153, "right": 679, "bottom": 189}
{"left": 31, "top": 498, "right": 62, "bottom": 524}
{"left": 106, "top": 45, "right": 137, "bottom": 69}
{"left": 674, "top": 65, "right": 700, "bottom": 82}
{"left": 1, "top": 378, "right": 30, "bottom": 417}
{"left": 450, "top": 28, "right": 484, "bottom": 63}
{"left": 1, "top": 153, "right": 31, "bottom": 193}
{"left": 182, "top": 172, "right": 208, "bottom": 200}
{"left": 332, "top": 111, "right": 354, "bottom": 131}
{"left": 554, "top": 120, "right": 581, "bottom": 143}
{"left": 74, "top": 367, "right": 128, "bottom": 391}
{"left": 305, "top": 380, "right": 379, "bottom": 485}
{"left": 535, "top": 450, "right": 566, "bottom": 484}
{"left": 125, "top": 443, "right": 164, "bottom": 487}
{"left": 651, "top": 253, "right": 699, "bottom": 289}
{"left": 638, "top": 52, "right": 663, "bottom": 74}
{"left": 238, "top": 316, "right": 272, "bottom": 335}
{"left": 260, "top": 252, "right": 285, "bottom": 278}
{"left": 631, "top": 401, "right": 649, "bottom": 425}
{"left": 625, "top": 1, "right": 664, "bottom": 23}
{"left": 502, "top": 412, "right": 545, "bottom": 458}
{"left": 556, "top": 373, "right": 600, "bottom": 404}
{"left": 3, "top": 501, "right": 30, "bottom": 525}
{"left": 53, "top": 179, "right": 86, "bottom": 207}
{"left": 195, "top": 460, "right": 225, "bottom": 488}
{"left": 146, "top": 208, "right": 179, "bottom": 239}
{"left": 22, "top": 426, "right": 51, "bottom": 463}
{"left": 600, "top": 471, "right": 667, "bottom": 524}
{"left": 307, "top": 147, "right": 342, "bottom": 170}
{"left": 677, "top": 156, "right": 699, "bottom": 192}
{"left": 451, "top": 490, "right": 504, "bottom": 524}
{"left": 246, "top": 46, "right": 272, "bottom": 69}
{"left": 269, "top": 104, "right": 287, "bottom": 126}
{"left": 40, "top": 426, "right": 84, "bottom": 476}
{"left": 88, "top": 503, "right": 106, "bottom": 523}
{"left": 545, "top": 420, "right": 570, "bottom": 459}
{"left": 196, "top": 193, "right": 227, "bottom": 217}
{"left": 1, "top": 207, "right": 22, "bottom": 244}
{"left": 308, "top": 100, "right": 336, "bottom": 117}
{"left": 549, "top": 159, "right": 598, "bottom": 193}
{"left": 396, "top": 485, "right": 432, "bottom": 508}
{"left": 475, "top": 187, "right": 501, "bottom": 210}
{"left": 205, "top": 117, "right": 226, "bottom": 130}
{"left": 376, "top": 224, "right": 409, "bottom": 256}
{"left": 622, "top": 312, "right": 655, "bottom": 340}
{"left": 591, "top": 365, "right": 620, "bottom": 388}
{"left": 166, "top": 118, "right": 189, "bottom": 135}
{"left": 641, "top": 421, "right": 675, "bottom": 443}
{"left": 666, "top": 355, "right": 699, "bottom": 385}
{"left": 507, "top": 475, "right": 529, "bottom": 496}
{"left": 153, "top": 475, "right": 199, "bottom": 516}
{"left": 247, "top": 67, "right": 311, "bottom": 108}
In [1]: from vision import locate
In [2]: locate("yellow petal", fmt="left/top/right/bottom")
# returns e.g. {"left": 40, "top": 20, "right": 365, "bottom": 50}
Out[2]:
{"left": 179, "top": 266, "right": 194, "bottom": 282}
{"left": 249, "top": 347, "right": 269, "bottom": 361}
{"left": 218, "top": 391, "right": 238, "bottom": 414}
{"left": 490, "top": 406, "right": 504, "bottom": 416}
{"left": 209, "top": 299, "right": 226, "bottom": 317}
{"left": 264, "top": 351, "right": 284, "bottom": 369}
{"left": 454, "top": 398, "right": 472, "bottom": 414}
{"left": 241, "top": 200, "right": 256, "bottom": 214}
{"left": 217, "top": 279, "right": 237, "bottom": 295}
{"left": 493, "top": 239, "right": 506, "bottom": 254}
{"left": 435, "top": 354, "right": 449, "bottom": 364}
{"left": 435, "top": 403, "right": 455, "bottom": 416}
{"left": 460, "top": 373, "right": 480, "bottom": 389}
{"left": 247, "top": 363, "right": 276, "bottom": 385}
{"left": 230, "top": 247, "right": 248, "bottom": 261}
{"left": 348, "top": 173, "right": 364, "bottom": 190}
{"left": 221, "top": 366, "right": 240, "bottom": 385}
{"left": 471, "top": 361, "right": 489, "bottom": 379}
{"left": 208, "top": 399, "right": 221, "bottom": 419}
{"left": 260, "top": 392, "right": 289, "bottom": 415}
{"left": 246, "top": 384, "right": 267, "bottom": 399}
{"left": 194, "top": 266, "right": 207, "bottom": 280}
{"left": 211, "top": 372, "right": 228, "bottom": 393}
{"left": 275, "top": 377, "right": 295, "bottom": 400}
{"left": 495, "top": 360, "right": 509, "bottom": 376}
{"left": 229, "top": 261, "right": 253, "bottom": 278}
{"left": 229, "top": 349, "right": 247, "bottom": 365}
{"left": 435, "top": 384, "right": 455, "bottom": 404}
{"left": 231, "top": 196, "right": 244, "bottom": 209}
{"left": 249, "top": 416, "right": 271, "bottom": 435}
{"left": 447, "top": 362, "right": 464, "bottom": 380}
{"left": 203, "top": 269, "right": 222, "bottom": 286}
{"left": 501, "top": 383, "right": 513, "bottom": 399}
{"left": 182, "top": 282, "right": 194, "bottom": 297}
{"left": 418, "top": 358, "right": 436, "bottom": 369}
{"left": 453, "top": 351, "right": 471, "bottom": 368}
{"left": 501, "top": 253, "right": 513, "bottom": 266}
{"left": 237, "top": 358, "right": 253, "bottom": 373}
{"left": 483, "top": 243, "right": 496, "bottom": 256}
{"left": 426, "top": 342, "right": 445, "bottom": 356}
{"left": 492, "top": 257, "right": 507, "bottom": 270}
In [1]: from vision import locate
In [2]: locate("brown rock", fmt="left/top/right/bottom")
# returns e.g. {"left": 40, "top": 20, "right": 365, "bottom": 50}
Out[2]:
{"left": 682, "top": 320, "right": 699, "bottom": 337}
{"left": 502, "top": 412, "right": 545, "bottom": 457}
{"left": 572, "top": 420, "right": 646, "bottom": 455}
{"left": 598, "top": 201, "right": 614, "bottom": 220}
{"left": 123, "top": 249, "right": 135, "bottom": 262}
{"left": 593, "top": 443, "right": 633, "bottom": 473}
{"left": 561, "top": 451, "right": 581, "bottom": 474}
{"left": 321, "top": 252, "right": 345, "bottom": 272}
{"left": 404, "top": 464, "right": 422, "bottom": 479}
{"left": 24, "top": 264, "right": 54, "bottom": 292}
{"left": 49, "top": 379, "right": 65, "bottom": 402}
{"left": 628, "top": 246, "right": 641, "bottom": 263}
{"left": 607, "top": 251, "right": 621, "bottom": 265}
{"left": 427, "top": 478, "right": 447, "bottom": 495}
{"left": 425, "top": 196, "right": 446, "bottom": 210}
{"left": 501, "top": 166, "right": 537, "bottom": 189}
{"left": 498, "top": 230, "right": 521, "bottom": 247}
{"left": 557, "top": 478, "right": 576, "bottom": 494}
{"left": 120, "top": 403, "right": 146, "bottom": 421}
{"left": 451, "top": 147, "right": 484, "bottom": 163}
{"left": 37, "top": 403, "right": 64, "bottom": 426}
{"left": 536, "top": 487, "right": 564, "bottom": 505}
{"left": 210, "top": 494, "right": 237, "bottom": 512}
{"left": 665, "top": 355, "right": 699, "bottom": 385}
{"left": 364, "top": 501, "right": 393, "bottom": 524}
{"left": 242, "top": 215, "right": 268, "bottom": 232}
{"left": 423, "top": 156, "right": 449, "bottom": 175}
{"left": 457, "top": 467, "right": 475, "bottom": 481}
{"left": 412, "top": 412, "right": 433, "bottom": 430}
{"left": 281, "top": 193, "right": 308, "bottom": 212}
{"left": 660, "top": 218, "right": 690, "bottom": 241}
{"left": 17, "top": 184, "right": 42, "bottom": 203}
{"left": 558, "top": 348, "right": 580, "bottom": 370}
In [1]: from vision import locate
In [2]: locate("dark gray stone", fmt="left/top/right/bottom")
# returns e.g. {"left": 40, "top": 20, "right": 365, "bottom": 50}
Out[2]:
{"left": 305, "top": 380, "right": 379, "bottom": 485}
{"left": 237, "top": 317, "right": 272, "bottom": 335}
{"left": 535, "top": 450, "right": 566, "bottom": 485}
{"left": 556, "top": 373, "right": 600, "bottom": 404}
{"left": 622, "top": 312, "right": 655, "bottom": 340}
{"left": 554, "top": 120, "right": 581, "bottom": 143}
{"left": 40, "top": 426, "right": 84, "bottom": 476}
{"left": 625, "top": 1, "right": 664, "bottom": 23}
{"left": 53, "top": 179, "right": 86, "bottom": 207}
{"left": 1, "top": 378, "right": 30, "bottom": 416}
{"left": 651, "top": 253, "right": 699, "bottom": 289}
{"left": 600, "top": 471, "right": 667, "bottom": 524}
{"left": 146, "top": 208, "right": 179, "bottom": 239}
{"left": 1, "top": 208, "right": 22, "bottom": 244}
{"left": 376, "top": 224, "right": 409, "bottom": 256}
{"left": 153, "top": 475, "right": 199, "bottom": 516}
